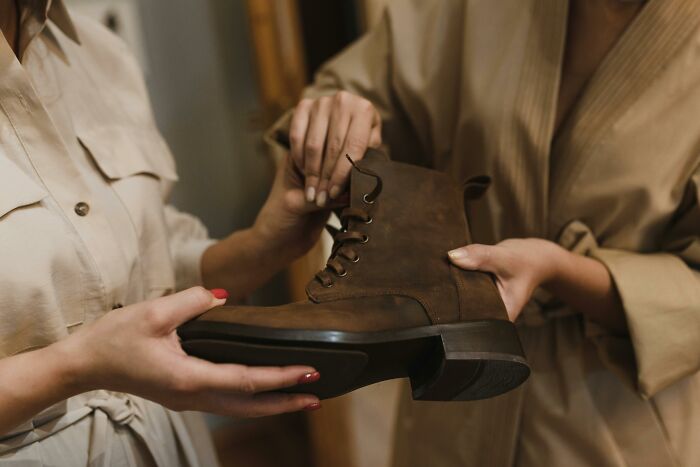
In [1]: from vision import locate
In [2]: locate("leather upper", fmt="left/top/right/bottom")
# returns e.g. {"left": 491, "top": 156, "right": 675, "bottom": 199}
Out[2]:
{"left": 197, "top": 150, "right": 509, "bottom": 332}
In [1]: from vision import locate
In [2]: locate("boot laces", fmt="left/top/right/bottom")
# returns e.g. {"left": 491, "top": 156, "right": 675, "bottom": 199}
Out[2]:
{"left": 315, "top": 156, "right": 383, "bottom": 288}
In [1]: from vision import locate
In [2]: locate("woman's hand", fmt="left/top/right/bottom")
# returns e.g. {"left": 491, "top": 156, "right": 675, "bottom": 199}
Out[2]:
{"left": 202, "top": 91, "right": 382, "bottom": 299}
{"left": 289, "top": 91, "right": 382, "bottom": 206}
{"left": 447, "top": 238, "right": 627, "bottom": 331}
{"left": 448, "top": 239, "right": 561, "bottom": 321}
{"left": 58, "top": 287, "right": 320, "bottom": 418}
{"left": 201, "top": 154, "right": 333, "bottom": 300}
{"left": 252, "top": 153, "right": 331, "bottom": 260}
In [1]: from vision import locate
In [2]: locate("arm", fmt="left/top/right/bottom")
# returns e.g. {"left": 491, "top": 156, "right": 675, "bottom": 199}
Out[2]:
{"left": 199, "top": 155, "right": 330, "bottom": 301}
{"left": 164, "top": 156, "right": 329, "bottom": 301}
{"left": 546, "top": 245, "right": 627, "bottom": 332}
{"left": 449, "top": 167, "right": 700, "bottom": 396}
{"left": 0, "top": 342, "right": 81, "bottom": 434}
{"left": 0, "top": 287, "right": 320, "bottom": 436}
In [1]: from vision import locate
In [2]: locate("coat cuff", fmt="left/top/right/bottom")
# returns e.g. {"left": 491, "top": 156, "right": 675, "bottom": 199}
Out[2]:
{"left": 591, "top": 248, "right": 700, "bottom": 397}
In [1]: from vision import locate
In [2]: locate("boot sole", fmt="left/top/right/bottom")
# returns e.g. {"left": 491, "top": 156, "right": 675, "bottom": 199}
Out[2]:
{"left": 178, "top": 319, "right": 529, "bottom": 401}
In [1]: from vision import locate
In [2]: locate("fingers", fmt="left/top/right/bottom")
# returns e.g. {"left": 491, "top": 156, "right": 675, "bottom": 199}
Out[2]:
{"left": 146, "top": 287, "right": 226, "bottom": 333}
{"left": 185, "top": 358, "right": 320, "bottom": 394}
{"left": 167, "top": 357, "right": 322, "bottom": 418}
{"left": 303, "top": 97, "right": 333, "bottom": 203}
{"left": 448, "top": 244, "right": 506, "bottom": 275}
{"left": 368, "top": 116, "right": 382, "bottom": 148}
{"left": 290, "top": 92, "right": 382, "bottom": 207}
{"left": 319, "top": 95, "right": 352, "bottom": 203}
{"left": 217, "top": 392, "right": 320, "bottom": 418}
{"left": 289, "top": 98, "right": 313, "bottom": 171}
{"left": 326, "top": 112, "right": 376, "bottom": 199}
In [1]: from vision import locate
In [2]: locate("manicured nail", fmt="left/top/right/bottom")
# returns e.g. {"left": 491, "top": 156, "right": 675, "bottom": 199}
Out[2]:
{"left": 316, "top": 191, "right": 327, "bottom": 207}
{"left": 298, "top": 371, "right": 320, "bottom": 385}
{"left": 210, "top": 288, "right": 229, "bottom": 300}
{"left": 448, "top": 249, "right": 467, "bottom": 260}
{"left": 304, "top": 402, "right": 321, "bottom": 411}
{"left": 329, "top": 185, "right": 341, "bottom": 199}
{"left": 306, "top": 186, "right": 316, "bottom": 203}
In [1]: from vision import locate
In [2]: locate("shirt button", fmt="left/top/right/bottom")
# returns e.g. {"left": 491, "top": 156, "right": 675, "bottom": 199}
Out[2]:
{"left": 74, "top": 202, "right": 90, "bottom": 216}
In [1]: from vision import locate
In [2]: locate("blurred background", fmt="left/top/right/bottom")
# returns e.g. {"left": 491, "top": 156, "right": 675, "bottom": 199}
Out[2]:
{"left": 64, "top": 1, "right": 399, "bottom": 466}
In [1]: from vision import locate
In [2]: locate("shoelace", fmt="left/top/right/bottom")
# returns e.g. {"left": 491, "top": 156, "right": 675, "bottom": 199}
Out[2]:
{"left": 315, "top": 156, "right": 383, "bottom": 288}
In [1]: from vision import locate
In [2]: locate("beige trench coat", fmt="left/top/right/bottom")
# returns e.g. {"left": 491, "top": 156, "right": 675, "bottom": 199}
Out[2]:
{"left": 0, "top": 2, "right": 218, "bottom": 465}
{"left": 271, "top": 0, "right": 700, "bottom": 465}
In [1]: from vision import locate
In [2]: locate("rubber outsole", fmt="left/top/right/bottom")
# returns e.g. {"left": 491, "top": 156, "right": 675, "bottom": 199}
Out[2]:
{"left": 178, "top": 319, "right": 530, "bottom": 401}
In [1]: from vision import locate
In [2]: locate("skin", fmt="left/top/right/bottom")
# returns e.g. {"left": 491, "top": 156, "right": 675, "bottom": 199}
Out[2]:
{"left": 0, "top": 1, "right": 329, "bottom": 435}
{"left": 290, "top": 91, "right": 382, "bottom": 207}
{"left": 200, "top": 155, "right": 339, "bottom": 301}
{"left": 289, "top": 0, "right": 642, "bottom": 332}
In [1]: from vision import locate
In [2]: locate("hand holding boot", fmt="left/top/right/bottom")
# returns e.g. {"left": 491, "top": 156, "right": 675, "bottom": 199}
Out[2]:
{"left": 62, "top": 287, "right": 320, "bottom": 417}
{"left": 201, "top": 150, "right": 343, "bottom": 301}
{"left": 448, "top": 239, "right": 627, "bottom": 332}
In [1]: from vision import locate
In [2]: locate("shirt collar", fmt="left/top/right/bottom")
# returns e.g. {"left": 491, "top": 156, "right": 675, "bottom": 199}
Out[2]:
{"left": 17, "top": 0, "right": 80, "bottom": 59}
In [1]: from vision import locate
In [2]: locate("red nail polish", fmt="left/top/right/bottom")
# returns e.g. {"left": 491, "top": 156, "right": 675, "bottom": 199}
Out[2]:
{"left": 210, "top": 289, "right": 229, "bottom": 300}
{"left": 304, "top": 402, "right": 321, "bottom": 411}
{"left": 298, "top": 371, "right": 320, "bottom": 384}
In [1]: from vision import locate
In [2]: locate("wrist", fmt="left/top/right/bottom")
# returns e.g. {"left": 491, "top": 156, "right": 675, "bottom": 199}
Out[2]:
{"left": 251, "top": 219, "right": 308, "bottom": 263}
{"left": 536, "top": 240, "right": 571, "bottom": 287}
{"left": 49, "top": 331, "right": 97, "bottom": 396}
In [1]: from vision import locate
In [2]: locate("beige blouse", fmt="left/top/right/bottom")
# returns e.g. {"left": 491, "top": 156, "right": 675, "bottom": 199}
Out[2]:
{"left": 0, "top": 2, "right": 217, "bottom": 465}
{"left": 271, "top": 0, "right": 700, "bottom": 465}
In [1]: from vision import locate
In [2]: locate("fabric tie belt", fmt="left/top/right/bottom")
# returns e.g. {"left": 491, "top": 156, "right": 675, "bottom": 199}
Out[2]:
{"left": 0, "top": 390, "right": 200, "bottom": 467}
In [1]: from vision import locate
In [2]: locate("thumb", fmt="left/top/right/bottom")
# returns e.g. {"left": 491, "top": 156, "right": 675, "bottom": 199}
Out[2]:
{"left": 284, "top": 187, "right": 313, "bottom": 214}
{"left": 151, "top": 286, "right": 228, "bottom": 331}
{"left": 448, "top": 244, "right": 499, "bottom": 274}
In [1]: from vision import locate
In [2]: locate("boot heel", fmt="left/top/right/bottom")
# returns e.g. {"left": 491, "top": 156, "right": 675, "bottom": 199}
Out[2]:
{"left": 409, "top": 321, "right": 530, "bottom": 401}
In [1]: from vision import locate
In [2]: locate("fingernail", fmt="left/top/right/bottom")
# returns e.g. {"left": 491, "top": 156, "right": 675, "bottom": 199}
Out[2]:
{"left": 298, "top": 371, "right": 320, "bottom": 385}
{"left": 448, "top": 249, "right": 467, "bottom": 260}
{"left": 210, "top": 288, "right": 229, "bottom": 300}
{"left": 329, "top": 185, "right": 341, "bottom": 199}
{"left": 306, "top": 186, "right": 316, "bottom": 203}
{"left": 304, "top": 402, "right": 321, "bottom": 411}
{"left": 316, "top": 191, "right": 327, "bottom": 207}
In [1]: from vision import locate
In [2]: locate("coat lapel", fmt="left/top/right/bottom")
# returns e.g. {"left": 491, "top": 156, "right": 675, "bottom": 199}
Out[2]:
{"left": 493, "top": 0, "right": 568, "bottom": 238}
{"left": 550, "top": 0, "right": 700, "bottom": 218}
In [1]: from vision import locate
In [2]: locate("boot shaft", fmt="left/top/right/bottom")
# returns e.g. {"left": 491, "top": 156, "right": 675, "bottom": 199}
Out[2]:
{"left": 307, "top": 150, "right": 508, "bottom": 324}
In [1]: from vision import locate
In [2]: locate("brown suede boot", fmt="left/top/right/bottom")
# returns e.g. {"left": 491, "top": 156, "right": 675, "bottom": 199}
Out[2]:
{"left": 178, "top": 150, "right": 529, "bottom": 401}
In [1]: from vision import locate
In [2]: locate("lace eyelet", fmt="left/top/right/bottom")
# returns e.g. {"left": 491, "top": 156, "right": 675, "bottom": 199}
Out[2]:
{"left": 323, "top": 281, "right": 334, "bottom": 288}
{"left": 364, "top": 217, "right": 373, "bottom": 224}
{"left": 338, "top": 270, "right": 348, "bottom": 277}
{"left": 363, "top": 194, "right": 375, "bottom": 204}
{"left": 351, "top": 255, "right": 360, "bottom": 263}
{"left": 360, "top": 234, "right": 369, "bottom": 244}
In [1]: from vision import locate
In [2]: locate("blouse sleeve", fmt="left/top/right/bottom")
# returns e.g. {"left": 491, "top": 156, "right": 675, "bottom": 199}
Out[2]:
{"left": 163, "top": 205, "right": 216, "bottom": 291}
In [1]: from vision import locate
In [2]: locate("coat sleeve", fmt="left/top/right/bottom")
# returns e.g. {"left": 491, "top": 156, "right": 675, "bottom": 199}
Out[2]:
{"left": 591, "top": 166, "right": 700, "bottom": 397}
{"left": 163, "top": 205, "right": 216, "bottom": 291}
